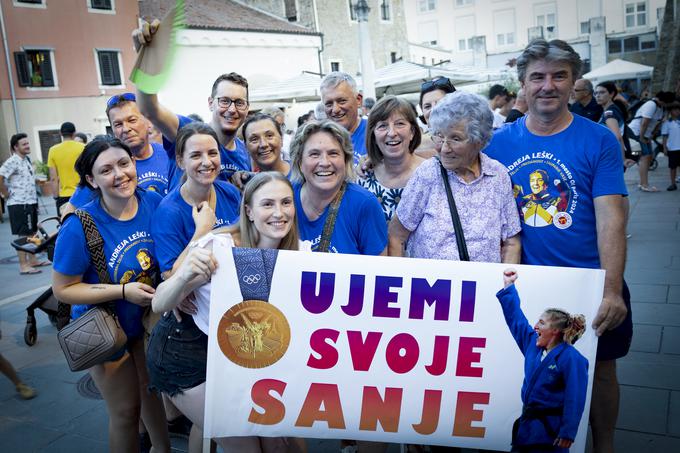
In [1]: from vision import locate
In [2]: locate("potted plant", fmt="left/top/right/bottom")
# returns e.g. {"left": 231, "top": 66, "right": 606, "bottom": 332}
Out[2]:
{"left": 35, "top": 160, "right": 54, "bottom": 197}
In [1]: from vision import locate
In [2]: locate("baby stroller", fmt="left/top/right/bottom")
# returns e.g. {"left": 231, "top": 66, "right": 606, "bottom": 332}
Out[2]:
{"left": 10, "top": 216, "right": 71, "bottom": 346}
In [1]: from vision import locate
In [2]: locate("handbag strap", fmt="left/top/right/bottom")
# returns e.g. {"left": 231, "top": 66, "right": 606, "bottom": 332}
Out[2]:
{"left": 317, "top": 182, "right": 347, "bottom": 253}
{"left": 438, "top": 160, "right": 470, "bottom": 261}
{"left": 75, "top": 209, "right": 112, "bottom": 284}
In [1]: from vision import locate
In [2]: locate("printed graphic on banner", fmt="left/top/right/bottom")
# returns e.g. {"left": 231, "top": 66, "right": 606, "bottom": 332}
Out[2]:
{"left": 204, "top": 246, "right": 603, "bottom": 452}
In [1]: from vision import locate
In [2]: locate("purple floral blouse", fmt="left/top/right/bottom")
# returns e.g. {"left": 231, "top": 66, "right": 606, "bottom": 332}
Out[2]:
{"left": 396, "top": 154, "right": 521, "bottom": 263}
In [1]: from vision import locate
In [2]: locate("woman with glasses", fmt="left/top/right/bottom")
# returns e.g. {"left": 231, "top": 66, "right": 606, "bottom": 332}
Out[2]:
{"left": 417, "top": 77, "right": 456, "bottom": 158}
{"left": 358, "top": 95, "right": 424, "bottom": 222}
{"left": 388, "top": 91, "right": 521, "bottom": 263}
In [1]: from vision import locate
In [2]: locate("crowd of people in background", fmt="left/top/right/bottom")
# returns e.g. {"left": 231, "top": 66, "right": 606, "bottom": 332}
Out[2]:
{"left": 1, "top": 20, "right": 679, "bottom": 453}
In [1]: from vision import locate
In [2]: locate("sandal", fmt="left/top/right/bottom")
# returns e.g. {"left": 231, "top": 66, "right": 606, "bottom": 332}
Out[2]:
{"left": 19, "top": 268, "right": 41, "bottom": 275}
{"left": 639, "top": 185, "right": 660, "bottom": 192}
{"left": 29, "top": 260, "right": 51, "bottom": 267}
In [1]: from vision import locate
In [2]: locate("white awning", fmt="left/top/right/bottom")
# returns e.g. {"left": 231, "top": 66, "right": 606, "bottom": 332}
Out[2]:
{"left": 582, "top": 59, "right": 653, "bottom": 84}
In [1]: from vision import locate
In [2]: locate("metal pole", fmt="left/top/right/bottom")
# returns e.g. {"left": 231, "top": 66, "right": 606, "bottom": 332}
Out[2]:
{"left": 0, "top": 1, "right": 21, "bottom": 133}
{"left": 356, "top": 0, "right": 376, "bottom": 99}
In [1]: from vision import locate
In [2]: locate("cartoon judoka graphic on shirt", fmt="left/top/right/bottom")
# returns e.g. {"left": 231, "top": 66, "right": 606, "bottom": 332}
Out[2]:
{"left": 496, "top": 269, "right": 588, "bottom": 452}
{"left": 120, "top": 248, "right": 157, "bottom": 287}
{"left": 518, "top": 170, "right": 568, "bottom": 227}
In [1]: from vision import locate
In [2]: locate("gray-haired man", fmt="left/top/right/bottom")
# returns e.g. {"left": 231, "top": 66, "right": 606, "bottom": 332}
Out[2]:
{"left": 485, "top": 39, "right": 630, "bottom": 453}
{"left": 320, "top": 71, "right": 366, "bottom": 164}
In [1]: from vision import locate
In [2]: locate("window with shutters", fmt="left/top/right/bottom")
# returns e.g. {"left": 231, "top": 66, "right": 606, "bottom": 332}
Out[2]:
{"left": 96, "top": 50, "right": 122, "bottom": 86}
{"left": 88, "top": 0, "right": 114, "bottom": 11}
{"left": 14, "top": 0, "right": 45, "bottom": 7}
{"left": 38, "top": 129, "right": 62, "bottom": 162}
{"left": 14, "top": 49, "right": 55, "bottom": 88}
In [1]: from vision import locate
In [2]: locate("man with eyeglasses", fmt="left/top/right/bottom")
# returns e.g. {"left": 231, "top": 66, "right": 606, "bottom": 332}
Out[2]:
{"left": 569, "top": 78, "right": 603, "bottom": 122}
{"left": 132, "top": 20, "right": 251, "bottom": 191}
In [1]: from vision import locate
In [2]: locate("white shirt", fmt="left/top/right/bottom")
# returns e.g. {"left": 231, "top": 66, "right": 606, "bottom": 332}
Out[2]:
{"left": 661, "top": 118, "right": 680, "bottom": 151}
{"left": 629, "top": 100, "right": 664, "bottom": 138}
{"left": 0, "top": 154, "right": 37, "bottom": 206}
{"left": 190, "top": 233, "right": 312, "bottom": 334}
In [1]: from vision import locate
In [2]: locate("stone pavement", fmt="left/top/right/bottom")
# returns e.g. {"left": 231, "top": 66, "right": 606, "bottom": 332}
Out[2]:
{"left": 1, "top": 158, "right": 679, "bottom": 452}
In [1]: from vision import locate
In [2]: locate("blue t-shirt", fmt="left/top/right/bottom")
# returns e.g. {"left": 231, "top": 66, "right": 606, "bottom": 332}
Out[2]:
{"left": 152, "top": 180, "right": 241, "bottom": 272}
{"left": 163, "top": 114, "right": 251, "bottom": 191}
{"left": 484, "top": 114, "right": 627, "bottom": 269}
{"left": 293, "top": 182, "right": 387, "bottom": 255}
{"left": 351, "top": 118, "right": 368, "bottom": 165}
{"left": 69, "top": 185, "right": 97, "bottom": 209}
{"left": 136, "top": 143, "right": 169, "bottom": 195}
{"left": 53, "top": 189, "right": 163, "bottom": 339}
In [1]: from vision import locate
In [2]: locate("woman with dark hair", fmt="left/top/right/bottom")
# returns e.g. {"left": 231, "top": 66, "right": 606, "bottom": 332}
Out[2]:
{"left": 417, "top": 77, "right": 456, "bottom": 158}
{"left": 52, "top": 136, "right": 170, "bottom": 452}
{"left": 147, "top": 171, "right": 308, "bottom": 452}
{"left": 289, "top": 120, "right": 387, "bottom": 255}
{"left": 241, "top": 113, "right": 291, "bottom": 175}
{"left": 594, "top": 82, "right": 636, "bottom": 169}
{"left": 358, "top": 95, "right": 424, "bottom": 221}
{"left": 151, "top": 122, "right": 241, "bottom": 276}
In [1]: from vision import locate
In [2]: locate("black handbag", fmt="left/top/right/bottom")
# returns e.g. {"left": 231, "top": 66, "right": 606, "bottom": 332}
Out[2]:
{"left": 57, "top": 210, "right": 127, "bottom": 371}
{"left": 438, "top": 159, "right": 470, "bottom": 261}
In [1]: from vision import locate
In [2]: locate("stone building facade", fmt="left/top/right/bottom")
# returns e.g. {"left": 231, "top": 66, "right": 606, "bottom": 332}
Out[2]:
{"left": 243, "top": 0, "right": 410, "bottom": 77}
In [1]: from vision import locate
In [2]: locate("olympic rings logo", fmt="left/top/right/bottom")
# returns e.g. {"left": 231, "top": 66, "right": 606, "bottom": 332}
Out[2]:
{"left": 242, "top": 274, "right": 262, "bottom": 285}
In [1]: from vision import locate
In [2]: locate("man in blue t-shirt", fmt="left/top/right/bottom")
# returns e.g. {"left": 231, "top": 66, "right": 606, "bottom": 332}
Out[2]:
{"left": 321, "top": 71, "right": 367, "bottom": 165}
{"left": 131, "top": 23, "right": 252, "bottom": 191}
{"left": 106, "top": 93, "right": 169, "bottom": 195}
{"left": 484, "top": 39, "right": 629, "bottom": 453}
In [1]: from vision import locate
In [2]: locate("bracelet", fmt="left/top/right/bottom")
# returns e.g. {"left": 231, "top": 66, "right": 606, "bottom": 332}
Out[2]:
{"left": 122, "top": 283, "right": 127, "bottom": 301}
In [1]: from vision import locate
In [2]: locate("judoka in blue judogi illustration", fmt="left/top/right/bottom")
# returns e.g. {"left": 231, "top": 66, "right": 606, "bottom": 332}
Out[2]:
{"left": 496, "top": 269, "right": 588, "bottom": 452}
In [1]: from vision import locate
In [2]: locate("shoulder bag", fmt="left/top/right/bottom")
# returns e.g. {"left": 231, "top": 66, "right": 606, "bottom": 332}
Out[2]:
{"left": 317, "top": 182, "right": 347, "bottom": 253}
{"left": 57, "top": 210, "right": 127, "bottom": 371}
{"left": 438, "top": 159, "right": 470, "bottom": 261}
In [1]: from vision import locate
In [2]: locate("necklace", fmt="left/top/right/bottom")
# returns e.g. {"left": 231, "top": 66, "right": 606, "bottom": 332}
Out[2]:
{"left": 181, "top": 183, "right": 215, "bottom": 210}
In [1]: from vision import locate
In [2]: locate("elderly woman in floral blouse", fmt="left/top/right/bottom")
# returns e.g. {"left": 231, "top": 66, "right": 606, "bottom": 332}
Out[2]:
{"left": 388, "top": 91, "right": 522, "bottom": 263}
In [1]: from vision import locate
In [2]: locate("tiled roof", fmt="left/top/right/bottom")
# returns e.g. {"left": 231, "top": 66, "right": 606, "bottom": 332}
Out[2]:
{"left": 139, "top": 0, "right": 318, "bottom": 35}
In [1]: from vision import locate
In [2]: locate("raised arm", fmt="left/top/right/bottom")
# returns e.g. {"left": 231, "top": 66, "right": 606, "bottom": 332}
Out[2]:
{"left": 131, "top": 18, "right": 180, "bottom": 141}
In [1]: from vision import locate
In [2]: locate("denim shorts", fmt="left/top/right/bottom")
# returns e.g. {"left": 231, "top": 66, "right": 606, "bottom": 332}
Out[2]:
{"left": 596, "top": 280, "right": 633, "bottom": 361}
{"left": 146, "top": 312, "right": 208, "bottom": 396}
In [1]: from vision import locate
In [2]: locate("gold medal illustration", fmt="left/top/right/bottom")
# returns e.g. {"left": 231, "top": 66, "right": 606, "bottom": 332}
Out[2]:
{"left": 217, "top": 300, "right": 291, "bottom": 368}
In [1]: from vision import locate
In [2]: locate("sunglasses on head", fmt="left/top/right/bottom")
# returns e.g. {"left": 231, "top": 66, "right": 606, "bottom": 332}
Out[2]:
{"left": 106, "top": 92, "right": 136, "bottom": 108}
{"left": 421, "top": 77, "right": 456, "bottom": 93}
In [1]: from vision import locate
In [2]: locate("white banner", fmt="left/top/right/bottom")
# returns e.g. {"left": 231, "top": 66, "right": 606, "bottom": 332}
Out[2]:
{"left": 204, "top": 244, "right": 603, "bottom": 452}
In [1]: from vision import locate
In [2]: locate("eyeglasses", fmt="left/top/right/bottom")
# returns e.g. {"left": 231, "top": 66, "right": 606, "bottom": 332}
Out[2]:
{"left": 106, "top": 92, "right": 136, "bottom": 108}
{"left": 216, "top": 97, "right": 249, "bottom": 111}
{"left": 431, "top": 133, "right": 468, "bottom": 148}
{"left": 421, "top": 77, "right": 456, "bottom": 94}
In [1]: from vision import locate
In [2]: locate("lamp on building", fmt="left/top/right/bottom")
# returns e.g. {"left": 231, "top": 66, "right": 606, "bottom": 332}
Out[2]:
{"left": 354, "top": 0, "right": 376, "bottom": 99}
